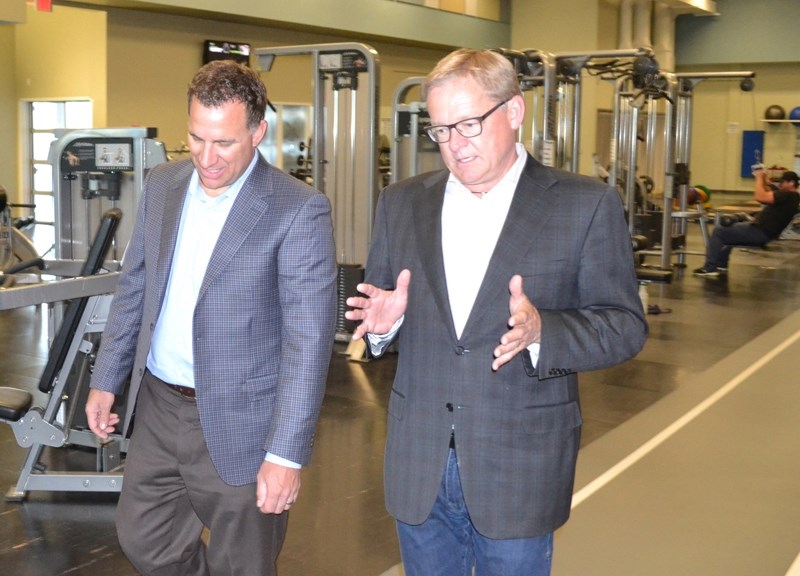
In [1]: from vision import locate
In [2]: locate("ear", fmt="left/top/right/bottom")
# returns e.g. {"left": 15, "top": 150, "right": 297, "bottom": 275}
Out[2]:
{"left": 506, "top": 95, "right": 526, "bottom": 131}
{"left": 251, "top": 119, "right": 268, "bottom": 147}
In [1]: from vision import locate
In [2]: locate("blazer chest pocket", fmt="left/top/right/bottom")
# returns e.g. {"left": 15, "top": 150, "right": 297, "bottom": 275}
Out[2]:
{"left": 520, "top": 256, "right": 574, "bottom": 297}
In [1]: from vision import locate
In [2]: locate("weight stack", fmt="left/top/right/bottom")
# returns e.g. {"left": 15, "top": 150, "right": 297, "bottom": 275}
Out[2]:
{"left": 335, "top": 263, "right": 364, "bottom": 342}
{"left": 633, "top": 211, "right": 662, "bottom": 248}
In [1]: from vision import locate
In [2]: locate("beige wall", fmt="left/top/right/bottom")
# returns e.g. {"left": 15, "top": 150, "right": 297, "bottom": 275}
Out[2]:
{"left": 4, "top": 4, "right": 107, "bottom": 201}
{"left": 15, "top": 5, "right": 107, "bottom": 126}
{"left": 0, "top": 25, "right": 17, "bottom": 201}
{"left": 682, "top": 62, "right": 800, "bottom": 192}
{"left": 509, "top": 0, "right": 800, "bottom": 193}
{"left": 3, "top": 1, "right": 797, "bottom": 199}
{"left": 0, "top": 4, "right": 448, "bottom": 201}
{"left": 105, "top": 8, "right": 447, "bottom": 154}
{"left": 510, "top": 0, "right": 606, "bottom": 175}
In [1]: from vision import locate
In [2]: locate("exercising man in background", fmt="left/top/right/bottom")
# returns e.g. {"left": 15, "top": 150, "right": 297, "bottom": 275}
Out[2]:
{"left": 694, "top": 170, "right": 799, "bottom": 277}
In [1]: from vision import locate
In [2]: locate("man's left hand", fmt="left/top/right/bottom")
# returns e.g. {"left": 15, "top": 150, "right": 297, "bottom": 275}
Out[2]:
{"left": 256, "top": 461, "right": 301, "bottom": 515}
{"left": 493, "top": 275, "right": 541, "bottom": 371}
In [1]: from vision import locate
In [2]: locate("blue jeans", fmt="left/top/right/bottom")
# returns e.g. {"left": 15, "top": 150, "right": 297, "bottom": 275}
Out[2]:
{"left": 704, "top": 222, "right": 770, "bottom": 270}
{"left": 397, "top": 448, "right": 553, "bottom": 576}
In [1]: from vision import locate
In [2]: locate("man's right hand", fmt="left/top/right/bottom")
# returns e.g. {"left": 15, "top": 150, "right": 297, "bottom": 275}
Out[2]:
{"left": 85, "top": 389, "right": 120, "bottom": 439}
{"left": 345, "top": 269, "right": 411, "bottom": 341}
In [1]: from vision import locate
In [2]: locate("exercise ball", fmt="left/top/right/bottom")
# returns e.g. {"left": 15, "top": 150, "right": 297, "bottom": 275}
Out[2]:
{"left": 764, "top": 104, "right": 786, "bottom": 123}
{"left": 694, "top": 185, "right": 711, "bottom": 205}
{"left": 789, "top": 106, "right": 800, "bottom": 126}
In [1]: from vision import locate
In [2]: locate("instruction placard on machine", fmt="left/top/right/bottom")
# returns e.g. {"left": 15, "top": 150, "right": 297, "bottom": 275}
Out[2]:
{"left": 61, "top": 137, "right": 135, "bottom": 173}
{"left": 318, "top": 51, "right": 369, "bottom": 73}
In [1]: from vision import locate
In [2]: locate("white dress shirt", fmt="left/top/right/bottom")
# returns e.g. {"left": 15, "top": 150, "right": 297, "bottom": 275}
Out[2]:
{"left": 370, "top": 143, "right": 540, "bottom": 366}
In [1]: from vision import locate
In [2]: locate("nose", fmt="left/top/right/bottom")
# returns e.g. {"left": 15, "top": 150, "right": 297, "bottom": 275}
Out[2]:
{"left": 198, "top": 143, "right": 217, "bottom": 167}
{"left": 447, "top": 128, "right": 469, "bottom": 151}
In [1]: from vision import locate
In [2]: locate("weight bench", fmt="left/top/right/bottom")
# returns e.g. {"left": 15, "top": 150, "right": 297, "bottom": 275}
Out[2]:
{"left": 0, "top": 208, "right": 127, "bottom": 501}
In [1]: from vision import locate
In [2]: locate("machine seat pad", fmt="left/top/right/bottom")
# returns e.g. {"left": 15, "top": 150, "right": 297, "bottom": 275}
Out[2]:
{"left": 0, "top": 387, "right": 34, "bottom": 422}
{"left": 637, "top": 268, "right": 673, "bottom": 284}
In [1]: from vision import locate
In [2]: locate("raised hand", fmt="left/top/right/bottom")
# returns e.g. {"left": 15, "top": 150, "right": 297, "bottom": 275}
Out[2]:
{"left": 345, "top": 269, "right": 411, "bottom": 340}
{"left": 492, "top": 274, "right": 542, "bottom": 371}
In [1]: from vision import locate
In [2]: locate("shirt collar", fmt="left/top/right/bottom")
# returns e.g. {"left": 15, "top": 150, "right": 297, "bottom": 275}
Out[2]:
{"left": 188, "top": 151, "right": 260, "bottom": 205}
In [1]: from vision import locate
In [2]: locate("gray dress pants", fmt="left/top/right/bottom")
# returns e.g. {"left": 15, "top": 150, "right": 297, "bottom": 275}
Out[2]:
{"left": 115, "top": 370, "right": 288, "bottom": 576}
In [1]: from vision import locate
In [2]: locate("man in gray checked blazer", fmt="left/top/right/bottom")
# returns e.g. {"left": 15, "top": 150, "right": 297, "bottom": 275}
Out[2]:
{"left": 347, "top": 49, "right": 647, "bottom": 575}
{"left": 85, "top": 61, "right": 336, "bottom": 576}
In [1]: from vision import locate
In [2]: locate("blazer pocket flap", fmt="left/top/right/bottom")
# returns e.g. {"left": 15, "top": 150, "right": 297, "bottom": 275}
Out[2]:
{"left": 388, "top": 388, "right": 405, "bottom": 420}
{"left": 522, "top": 401, "right": 582, "bottom": 434}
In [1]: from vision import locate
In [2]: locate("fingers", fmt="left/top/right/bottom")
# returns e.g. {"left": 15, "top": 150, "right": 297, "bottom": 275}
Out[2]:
{"left": 493, "top": 275, "right": 540, "bottom": 371}
{"left": 508, "top": 274, "right": 524, "bottom": 300}
{"left": 492, "top": 325, "right": 527, "bottom": 371}
{"left": 256, "top": 463, "right": 301, "bottom": 515}
{"left": 344, "top": 269, "right": 412, "bottom": 341}
{"left": 396, "top": 269, "right": 411, "bottom": 292}
{"left": 85, "top": 389, "right": 118, "bottom": 439}
{"left": 350, "top": 322, "right": 370, "bottom": 341}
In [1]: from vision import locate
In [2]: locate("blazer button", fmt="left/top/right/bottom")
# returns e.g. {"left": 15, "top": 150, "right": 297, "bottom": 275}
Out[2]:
{"left": 454, "top": 346, "right": 469, "bottom": 355}
{"left": 446, "top": 403, "right": 454, "bottom": 412}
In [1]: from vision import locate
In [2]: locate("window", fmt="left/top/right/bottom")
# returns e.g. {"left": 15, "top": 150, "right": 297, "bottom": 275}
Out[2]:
{"left": 25, "top": 100, "right": 92, "bottom": 256}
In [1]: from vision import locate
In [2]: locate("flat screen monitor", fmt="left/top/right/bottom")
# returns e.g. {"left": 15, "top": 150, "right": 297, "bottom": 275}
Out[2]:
{"left": 203, "top": 40, "right": 251, "bottom": 65}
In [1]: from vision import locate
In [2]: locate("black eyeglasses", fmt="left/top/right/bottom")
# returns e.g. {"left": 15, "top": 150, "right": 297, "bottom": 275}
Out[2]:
{"left": 424, "top": 100, "right": 508, "bottom": 144}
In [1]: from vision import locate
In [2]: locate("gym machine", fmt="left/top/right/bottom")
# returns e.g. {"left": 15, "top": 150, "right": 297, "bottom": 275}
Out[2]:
{"left": 394, "top": 47, "right": 653, "bottom": 178}
{"left": 0, "top": 187, "right": 14, "bottom": 271}
{"left": 0, "top": 210, "right": 127, "bottom": 500}
{"left": 632, "top": 71, "right": 756, "bottom": 270}
{"left": 496, "top": 47, "right": 655, "bottom": 173}
{"left": 1, "top": 185, "right": 41, "bottom": 273}
{"left": 49, "top": 127, "right": 167, "bottom": 261}
{"left": 0, "top": 128, "right": 165, "bottom": 500}
{"left": 553, "top": 48, "right": 656, "bottom": 174}
{"left": 255, "top": 43, "right": 380, "bottom": 341}
{"left": 390, "top": 76, "right": 445, "bottom": 184}
{"left": 667, "top": 71, "right": 756, "bottom": 267}
{"left": 255, "top": 42, "right": 380, "bottom": 268}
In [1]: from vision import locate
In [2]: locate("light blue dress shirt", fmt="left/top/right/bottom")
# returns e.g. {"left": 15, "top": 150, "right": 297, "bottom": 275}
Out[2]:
{"left": 146, "top": 154, "right": 256, "bottom": 386}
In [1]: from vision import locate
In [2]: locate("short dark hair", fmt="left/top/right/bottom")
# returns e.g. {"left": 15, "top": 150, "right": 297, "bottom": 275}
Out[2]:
{"left": 781, "top": 171, "right": 799, "bottom": 187}
{"left": 187, "top": 60, "right": 267, "bottom": 131}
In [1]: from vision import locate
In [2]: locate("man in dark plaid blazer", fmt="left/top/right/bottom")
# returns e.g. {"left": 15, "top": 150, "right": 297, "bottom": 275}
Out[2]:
{"left": 85, "top": 61, "right": 336, "bottom": 575}
{"left": 347, "top": 49, "right": 647, "bottom": 575}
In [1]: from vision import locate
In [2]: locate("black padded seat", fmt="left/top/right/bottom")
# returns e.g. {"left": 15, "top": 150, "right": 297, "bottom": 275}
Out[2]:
{"left": 0, "top": 387, "right": 33, "bottom": 422}
{"left": 637, "top": 268, "right": 673, "bottom": 284}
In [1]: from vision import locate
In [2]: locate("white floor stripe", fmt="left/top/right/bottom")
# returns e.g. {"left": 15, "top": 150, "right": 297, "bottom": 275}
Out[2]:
{"left": 378, "top": 328, "right": 800, "bottom": 576}
{"left": 377, "top": 564, "right": 404, "bottom": 576}
{"left": 787, "top": 552, "right": 800, "bottom": 576}
{"left": 572, "top": 326, "right": 800, "bottom": 509}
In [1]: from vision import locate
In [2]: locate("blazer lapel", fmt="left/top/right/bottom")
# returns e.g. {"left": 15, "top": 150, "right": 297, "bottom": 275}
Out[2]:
{"left": 413, "top": 173, "right": 459, "bottom": 340}
{"left": 156, "top": 171, "right": 190, "bottom": 302}
{"left": 198, "top": 160, "right": 270, "bottom": 300}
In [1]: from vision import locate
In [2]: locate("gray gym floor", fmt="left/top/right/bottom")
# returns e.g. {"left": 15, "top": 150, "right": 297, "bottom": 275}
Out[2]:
{"left": 2, "top": 198, "right": 800, "bottom": 575}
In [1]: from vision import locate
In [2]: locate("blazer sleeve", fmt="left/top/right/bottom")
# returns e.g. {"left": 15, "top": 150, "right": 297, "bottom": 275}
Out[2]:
{"left": 265, "top": 190, "right": 337, "bottom": 464}
{"left": 536, "top": 185, "right": 648, "bottom": 376}
{"left": 89, "top": 172, "right": 151, "bottom": 395}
